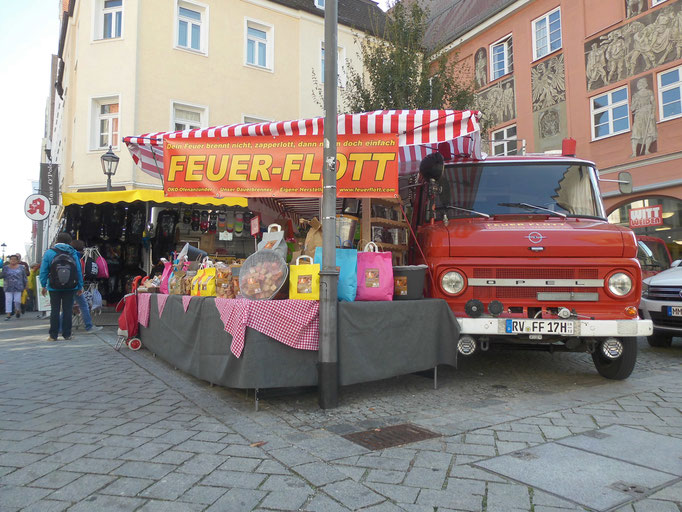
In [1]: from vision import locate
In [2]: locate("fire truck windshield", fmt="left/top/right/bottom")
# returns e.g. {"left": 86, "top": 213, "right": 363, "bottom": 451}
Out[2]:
{"left": 429, "top": 163, "right": 605, "bottom": 220}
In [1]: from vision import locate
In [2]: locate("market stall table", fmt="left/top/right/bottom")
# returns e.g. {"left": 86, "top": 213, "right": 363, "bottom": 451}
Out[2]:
{"left": 138, "top": 294, "right": 459, "bottom": 395}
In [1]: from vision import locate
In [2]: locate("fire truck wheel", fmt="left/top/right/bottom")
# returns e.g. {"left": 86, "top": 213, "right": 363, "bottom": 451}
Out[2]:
{"left": 591, "top": 337, "right": 637, "bottom": 380}
{"left": 647, "top": 333, "right": 673, "bottom": 348}
{"left": 128, "top": 338, "right": 142, "bottom": 351}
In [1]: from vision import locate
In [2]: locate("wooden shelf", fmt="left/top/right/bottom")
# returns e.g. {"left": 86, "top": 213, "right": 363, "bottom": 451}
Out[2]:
{"left": 376, "top": 242, "right": 408, "bottom": 251}
{"left": 370, "top": 197, "right": 402, "bottom": 207}
{"left": 370, "top": 217, "right": 409, "bottom": 228}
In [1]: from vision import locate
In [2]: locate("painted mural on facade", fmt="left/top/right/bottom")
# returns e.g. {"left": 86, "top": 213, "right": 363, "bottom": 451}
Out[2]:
{"left": 474, "top": 76, "right": 515, "bottom": 127}
{"left": 531, "top": 53, "right": 567, "bottom": 151}
{"left": 630, "top": 73, "right": 658, "bottom": 155}
{"left": 475, "top": 48, "right": 488, "bottom": 89}
{"left": 626, "top": 0, "right": 648, "bottom": 18}
{"left": 586, "top": 0, "right": 682, "bottom": 91}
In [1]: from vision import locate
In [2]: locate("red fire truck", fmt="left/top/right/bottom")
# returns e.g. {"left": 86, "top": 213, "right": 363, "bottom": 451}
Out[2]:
{"left": 411, "top": 153, "right": 653, "bottom": 379}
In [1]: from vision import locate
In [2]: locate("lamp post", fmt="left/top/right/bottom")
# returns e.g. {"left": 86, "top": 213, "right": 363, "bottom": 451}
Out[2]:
{"left": 100, "top": 146, "right": 120, "bottom": 191}
{"left": 1, "top": 243, "right": 6, "bottom": 262}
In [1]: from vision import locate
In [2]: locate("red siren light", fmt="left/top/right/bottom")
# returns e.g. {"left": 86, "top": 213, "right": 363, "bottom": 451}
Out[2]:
{"left": 562, "top": 137, "right": 577, "bottom": 157}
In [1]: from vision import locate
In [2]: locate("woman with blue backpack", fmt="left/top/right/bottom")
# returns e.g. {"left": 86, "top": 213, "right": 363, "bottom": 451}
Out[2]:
{"left": 39, "top": 232, "right": 84, "bottom": 341}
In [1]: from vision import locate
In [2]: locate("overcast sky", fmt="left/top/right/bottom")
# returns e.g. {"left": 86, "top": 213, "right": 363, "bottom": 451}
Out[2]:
{"left": 0, "top": 1, "right": 59, "bottom": 260}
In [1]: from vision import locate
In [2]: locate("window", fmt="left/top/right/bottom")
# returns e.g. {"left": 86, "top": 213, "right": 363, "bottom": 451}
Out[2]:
{"left": 652, "top": 0, "right": 668, "bottom": 5}
{"left": 172, "top": 102, "right": 206, "bottom": 131}
{"left": 491, "top": 125, "right": 517, "bottom": 155}
{"left": 321, "top": 43, "right": 346, "bottom": 87}
{"left": 91, "top": 97, "right": 119, "bottom": 150}
{"left": 490, "top": 35, "right": 513, "bottom": 81}
{"left": 658, "top": 66, "right": 682, "bottom": 121}
{"left": 591, "top": 86, "right": 629, "bottom": 140}
{"left": 314, "top": 0, "right": 325, "bottom": 9}
{"left": 94, "top": 0, "right": 122, "bottom": 40}
{"left": 532, "top": 7, "right": 561, "bottom": 60}
{"left": 243, "top": 115, "right": 271, "bottom": 123}
{"left": 245, "top": 20, "right": 272, "bottom": 69}
{"left": 176, "top": 1, "right": 208, "bottom": 53}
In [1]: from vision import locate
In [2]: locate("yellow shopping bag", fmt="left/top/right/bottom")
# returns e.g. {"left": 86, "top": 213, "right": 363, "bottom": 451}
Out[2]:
{"left": 289, "top": 255, "right": 320, "bottom": 300}
{"left": 199, "top": 267, "right": 217, "bottom": 297}
{"left": 191, "top": 269, "right": 204, "bottom": 296}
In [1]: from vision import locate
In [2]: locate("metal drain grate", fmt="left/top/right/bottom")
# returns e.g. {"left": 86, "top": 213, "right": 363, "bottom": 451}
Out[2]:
{"left": 342, "top": 424, "right": 441, "bottom": 450}
{"left": 609, "top": 481, "right": 649, "bottom": 497}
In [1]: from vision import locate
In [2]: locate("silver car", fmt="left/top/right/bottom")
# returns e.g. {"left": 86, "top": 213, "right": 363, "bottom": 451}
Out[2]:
{"left": 639, "top": 261, "right": 682, "bottom": 347}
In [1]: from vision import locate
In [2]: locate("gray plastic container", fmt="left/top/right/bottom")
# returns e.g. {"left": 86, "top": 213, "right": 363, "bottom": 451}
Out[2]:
{"left": 392, "top": 265, "right": 428, "bottom": 300}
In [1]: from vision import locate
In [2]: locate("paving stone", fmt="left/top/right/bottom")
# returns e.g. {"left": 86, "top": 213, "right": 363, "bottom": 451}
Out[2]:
{"left": 415, "top": 488, "right": 483, "bottom": 511}
{"left": 27, "top": 441, "right": 74, "bottom": 455}
{"left": 323, "top": 479, "right": 385, "bottom": 509}
{"left": 495, "top": 430, "right": 546, "bottom": 444}
{"left": 0, "top": 461, "right": 63, "bottom": 485}
{"left": 304, "top": 492, "right": 352, "bottom": 511}
{"left": 365, "top": 469, "right": 406, "bottom": 485}
{"left": 269, "top": 446, "right": 318, "bottom": 466}
{"left": 633, "top": 500, "right": 681, "bottom": 512}
{"left": 495, "top": 441, "right": 528, "bottom": 455}
{"left": 353, "top": 455, "right": 411, "bottom": 471}
{"left": 404, "top": 466, "right": 447, "bottom": 490}
{"left": 87, "top": 445, "right": 132, "bottom": 459}
{"left": 29, "top": 470, "right": 84, "bottom": 489}
{"left": 154, "top": 429, "right": 197, "bottom": 445}
{"left": 444, "top": 442, "right": 496, "bottom": 457}
{"left": 48, "top": 474, "right": 116, "bottom": 501}
{"left": 205, "top": 487, "right": 267, "bottom": 512}
{"left": 0, "top": 452, "right": 45, "bottom": 467}
{"left": 60, "top": 457, "right": 124, "bottom": 474}
{"left": 120, "top": 442, "right": 174, "bottom": 461}
{"left": 201, "top": 469, "right": 267, "bottom": 489}
{"left": 360, "top": 502, "right": 409, "bottom": 512}
{"left": 110, "top": 461, "right": 175, "bottom": 480}
{"left": 177, "top": 453, "right": 228, "bottom": 476}
{"left": 150, "top": 449, "right": 194, "bottom": 465}
{"left": 444, "top": 478, "right": 486, "bottom": 496}
{"left": 66, "top": 493, "right": 147, "bottom": 511}
{"left": 19, "top": 499, "right": 71, "bottom": 512}
{"left": 99, "top": 476, "right": 155, "bottom": 497}
{"left": 260, "top": 489, "right": 312, "bottom": 510}
{"left": 260, "top": 474, "right": 314, "bottom": 492}
{"left": 447, "top": 464, "right": 506, "bottom": 482}
{"left": 180, "top": 485, "right": 228, "bottom": 505}
{"left": 532, "top": 489, "right": 584, "bottom": 509}
{"left": 647, "top": 481, "right": 682, "bottom": 502}
{"left": 0, "top": 484, "right": 53, "bottom": 508}
{"left": 293, "top": 461, "right": 348, "bottom": 487}
{"left": 486, "top": 482, "right": 531, "bottom": 511}
{"left": 464, "top": 433, "right": 496, "bottom": 446}
{"left": 412, "top": 450, "right": 453, "bottom": 470}
{"left": 334, "top": 464, "right": 366, "bottom": 482}
{"left": 218, "top": 456, "right": 262, "bottom": 472}
{"left": 174, "top": 439, "right": 227, "bottom": 454}
{"left": 539, "top": 425, "right": 573, "bottom": 439}
{"left": 255, "top": 459, "right": 291, "bottom": 475}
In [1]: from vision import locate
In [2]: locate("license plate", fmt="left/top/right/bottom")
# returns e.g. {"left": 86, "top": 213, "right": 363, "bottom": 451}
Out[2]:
{"left": 668, "top": 306, "right": 682, "bottom": 317}
{"left": 505, "top": 319, "right": 574, "bottom": 335}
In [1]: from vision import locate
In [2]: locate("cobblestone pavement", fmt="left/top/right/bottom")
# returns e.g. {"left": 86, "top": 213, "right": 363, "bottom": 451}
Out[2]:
{"left": 0, "top": 317, "right": 680, "bottom": 512}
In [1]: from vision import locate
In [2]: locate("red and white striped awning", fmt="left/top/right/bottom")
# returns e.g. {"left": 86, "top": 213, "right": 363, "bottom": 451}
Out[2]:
{"left": 123, "top": 110, "right": 483, "bottom": 179}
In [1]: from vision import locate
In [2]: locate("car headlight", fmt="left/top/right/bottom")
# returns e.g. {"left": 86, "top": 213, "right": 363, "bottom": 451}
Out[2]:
{"left": 441, "top": 271, "right": 465, "bottom": 295}
{"left": 608, "top": 272, "right": 633, "bottom": 297}
{"left": 641, "top": 282, "right": 649, "bottom": 298}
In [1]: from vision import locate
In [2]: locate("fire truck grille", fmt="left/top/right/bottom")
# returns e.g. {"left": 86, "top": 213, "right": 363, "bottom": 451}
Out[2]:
{"left": 472, "top": 268, "right": 599, "bottom": 279}
{"left": 474, "top": 287, "right": 600, "bottom": 300}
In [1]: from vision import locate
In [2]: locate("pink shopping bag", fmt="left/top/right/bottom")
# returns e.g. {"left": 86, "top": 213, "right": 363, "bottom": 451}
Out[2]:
{"left": 356, "top": 242, "right": 393, "bottom": 301}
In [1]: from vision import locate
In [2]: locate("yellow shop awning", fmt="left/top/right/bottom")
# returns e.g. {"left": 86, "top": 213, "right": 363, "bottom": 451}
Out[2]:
{"left": 61, "top": 189, "right": 248, "bottom": 208}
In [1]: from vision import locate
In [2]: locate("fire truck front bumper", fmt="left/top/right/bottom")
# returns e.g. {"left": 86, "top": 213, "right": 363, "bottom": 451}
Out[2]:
{"left": 457, "top": 317, "right": 653, "bottom": 338}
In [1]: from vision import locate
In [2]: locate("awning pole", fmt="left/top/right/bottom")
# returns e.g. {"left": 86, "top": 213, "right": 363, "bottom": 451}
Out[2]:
{"left": 319, "top": 0, "right": 339, "bottom": 409}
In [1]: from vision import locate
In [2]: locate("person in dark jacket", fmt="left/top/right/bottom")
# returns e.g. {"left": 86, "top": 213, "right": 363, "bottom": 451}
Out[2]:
{"left": 39, "top": 232, "right": 84, "bottom": 341}
{"left": 2, "top": 255, "right": 28, "bottom": 320}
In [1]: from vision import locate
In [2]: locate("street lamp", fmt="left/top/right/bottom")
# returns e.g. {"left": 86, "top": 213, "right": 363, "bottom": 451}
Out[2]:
{"left": 100, "top": 145, "right": 120, "bottom": 191}
{"left": 1, "top": 243, "right": 6, "bottom": 262}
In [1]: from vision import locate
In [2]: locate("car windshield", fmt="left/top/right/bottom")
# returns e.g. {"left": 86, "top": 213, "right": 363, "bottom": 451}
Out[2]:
{"left": 637, "top": 240, "right": 672, "bottom": 272}
{"left": 427, "top": 163, "right": 605, "bottom": 220}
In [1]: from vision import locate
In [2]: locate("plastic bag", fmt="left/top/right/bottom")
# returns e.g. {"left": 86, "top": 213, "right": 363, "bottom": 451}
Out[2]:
{"left": 289, "top": 255, "right": 320, "bottom": 300}
{"left": 239, "top": 250, "right": 288, "bottom": 300}
{"left": 314, "top": 247, "right": 357, "bottom": 302}
{"left": 258, "top": 224, "right": 287, "bottom": 260}
{"left": 356, "top": 242, "right": 393, "bottom": 301}
{"left": 160, "top": 260, "right": 173, "bottom": 294}
{"left": 90, "top": 283, "right": 103, "bottom": 310}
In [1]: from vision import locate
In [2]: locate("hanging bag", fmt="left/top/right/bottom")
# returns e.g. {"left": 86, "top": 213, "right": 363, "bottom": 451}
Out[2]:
{"left": 258, "top": 224, "right": 288, "bottom": 260}
{"left": 159, "top": 260, "right": 173, "bottom": 294}
{"left": 314, "top": 247, "right": 357, "bottom": 302}
{"left": 356, "top": 242, "right": 393, "bottom": 301}
{"left": 81, "top": 248, "right": 100, "bottom": 279}
{"left": 92, "top": 247, "right": 109, "bottom": 279}
{"left": 289, "top": 255, "right": 320, "bottom": 300}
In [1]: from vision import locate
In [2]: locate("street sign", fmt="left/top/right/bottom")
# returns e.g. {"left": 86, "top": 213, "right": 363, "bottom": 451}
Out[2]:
{"left": 24, "top": 194, "right": 51, "bottom": 221}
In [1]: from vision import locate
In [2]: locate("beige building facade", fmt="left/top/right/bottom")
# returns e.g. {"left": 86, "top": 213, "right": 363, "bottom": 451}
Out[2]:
{"left": 52, "top": 0, "right": 382, "bottom": 196}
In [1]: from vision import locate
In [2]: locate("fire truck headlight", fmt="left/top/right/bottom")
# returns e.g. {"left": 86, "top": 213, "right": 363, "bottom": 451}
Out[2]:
{"left": 608, "top": 272, "right": 632, "bottom": 297}
{"left": 442, "top": 271, "right": 465, "bottom": 295}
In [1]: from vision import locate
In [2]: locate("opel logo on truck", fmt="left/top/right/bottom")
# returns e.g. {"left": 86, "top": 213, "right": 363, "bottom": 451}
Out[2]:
{"left": 528, "top": 231, "right": 545, "bottom": 244}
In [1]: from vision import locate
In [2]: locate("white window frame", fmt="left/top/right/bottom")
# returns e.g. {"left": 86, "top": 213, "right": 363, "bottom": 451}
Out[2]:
{"left": 320, "top": 42, "right": 347, "bottom": 88}
{"left": 489, "top": 34, "right": 513, "bottom": 82}
{"left": 242, "top": 115, "right": 272, "bottom": 124}
{"left": 171, "top": 101, "right": 208, "bottom": 132}
{"left": 244, "top": 18, "right": 274, "bottom": 71}
{"left": 174, "top": 0, "right": 209, "bottom": 55}
{"left": 93, "top": 0, "right": 123, "bottom": 41}
{"left": 314, "top": 0, "right": 325, "bottom": 9}
{"left": 657, "top": 65, "right": 682, "bottom": 122}
{"left": 590, "top": 86, "right": 630, "bottom": 141}
{"left": 652, "top": 0, "right": 668, "bottom": 5}
{"left": 532, "top": 7, "right": 562, "bottom": 61}
{"left": 90, "top": 95, "right": 120, "bottom": 151}
{"left": 491, "top": 124, "right": 518, "bottom": 156}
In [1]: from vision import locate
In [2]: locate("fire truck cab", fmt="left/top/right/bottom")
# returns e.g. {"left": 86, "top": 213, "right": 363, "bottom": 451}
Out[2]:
{"left": 410, "top": 154, "right": 653, "bottom": 380}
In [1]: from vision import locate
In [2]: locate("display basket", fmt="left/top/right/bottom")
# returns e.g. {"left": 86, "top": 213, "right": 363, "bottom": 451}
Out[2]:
{"left": 239, "top": 249, "right": 289, "bottom": 300}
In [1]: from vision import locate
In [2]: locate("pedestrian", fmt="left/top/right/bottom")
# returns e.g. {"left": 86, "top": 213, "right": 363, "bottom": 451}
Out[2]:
{"left": 1, "top": 255, "right": 28, "bottom": 320}
{"left": 61, "top": 240, "right": 102, "bottom": 333}
{"left": 39, "top": 232, "right": 84, "bottom": 341}
{"left": 27, "top": 264, "right": 40, "bottom": 312}
{"left": 15, "top": 253, "right": 30, "bottom": 276}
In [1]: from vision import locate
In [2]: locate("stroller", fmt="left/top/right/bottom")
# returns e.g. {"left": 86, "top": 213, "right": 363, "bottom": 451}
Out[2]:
{"left": 114, "top": 276, "right": 146, "bottom": 351}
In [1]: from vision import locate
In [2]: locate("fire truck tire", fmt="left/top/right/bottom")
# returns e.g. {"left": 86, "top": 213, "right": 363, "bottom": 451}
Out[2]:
{"left": 647, "top": 334, "right": 673, "bottom": 348}
{"left": 591, "top": 337, "right": 637, "bottom": 380}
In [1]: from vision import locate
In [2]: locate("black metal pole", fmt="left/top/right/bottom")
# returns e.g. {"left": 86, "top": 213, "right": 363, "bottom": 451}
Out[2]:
{"left": 107, "top": 174, "right": 112, "bottom": 191}
{"left": 319, "top": 0, "right": 339, "bottom": 409}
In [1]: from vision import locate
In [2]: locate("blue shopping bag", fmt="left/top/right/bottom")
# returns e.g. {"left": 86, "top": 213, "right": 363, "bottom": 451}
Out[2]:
{"left": 314, "top": 247, "right": 357, "bottom": 302}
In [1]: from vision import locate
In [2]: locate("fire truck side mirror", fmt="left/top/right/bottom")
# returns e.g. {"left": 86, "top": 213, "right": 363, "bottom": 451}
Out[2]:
{"left": 419, "top": 152, "right": 444, "bottom": 182}
{"left": 618, "top": 172, "right": 633, "bottom": 195}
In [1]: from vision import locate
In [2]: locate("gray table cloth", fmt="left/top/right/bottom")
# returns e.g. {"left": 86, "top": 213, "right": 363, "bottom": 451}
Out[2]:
{"left": 139, "top": 295, "right": 459, "bottom": 389}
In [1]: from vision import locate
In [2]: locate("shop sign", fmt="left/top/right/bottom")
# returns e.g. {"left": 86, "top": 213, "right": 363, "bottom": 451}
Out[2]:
{"left": 163, "top": 133, "right": 399, "bottom": 198}
{"left": 24, "top": 194, "right": 51, "bottom": 221}
{"left": 250, "top": 214, "right": 261, "bottom": 237}
{"left": 39, "top": 162, "right": 59, "bottom": 205}
{"left": 629, "top": 205, "right": 663, "bottom": 228}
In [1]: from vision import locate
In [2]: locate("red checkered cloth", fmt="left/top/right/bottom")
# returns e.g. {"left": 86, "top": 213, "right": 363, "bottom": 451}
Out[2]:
{"left": 214, "top": 298, "right": 319, "bottom": 358}
{"left": 137, "top": 293, "right": 151, "bottom": 327}
{"left": 157, "top": 294, "right": 169, "bottom": 318}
